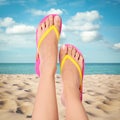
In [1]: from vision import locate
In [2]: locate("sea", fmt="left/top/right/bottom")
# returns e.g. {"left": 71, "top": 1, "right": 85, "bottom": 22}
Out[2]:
{"left": 0, "top": 63, "right": 120, "bottom": 75}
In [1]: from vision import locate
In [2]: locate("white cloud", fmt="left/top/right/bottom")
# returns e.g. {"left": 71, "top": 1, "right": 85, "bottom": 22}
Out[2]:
{"left": 80, "top": 31, "right": 102, "bottom": 42}
{"left": 0, "top": 32, "right": 35, "bottom": 50}
{"left": 60, "top": 31, "right": 66, "bottom": 39}
{"left": 47, "top": 8, "right": 63, "bottom": 15}
{"left": 0, "top": 17, "right": 35, "bottom": 34}
{"left": 113, "top": 43, "right": 120, "bottom": 49}
{"left": 63, "top": 10, "right": 102, "bottom": 42}
{"left": 0, "top": 17, "right": 15, "bottom": 27}
{"left": 65, "top": 22, "right": 100, "bottom": 31}
{"left": 27, "top": 8, "right": 63, "bottom": 16}
{"left": 66, "top": 10, "right": 101, "bottom": 31}
{"left": 72, "top": 10, "right": 101, "bottom": 22}
{"left": 6, "top": 24, "right": 35, "bottom": 34}
{"left": 0, "top": 17, "right": 35, "bottom": 50}
{"left": 62, "top": 24, "right": 66, "bottom": 31}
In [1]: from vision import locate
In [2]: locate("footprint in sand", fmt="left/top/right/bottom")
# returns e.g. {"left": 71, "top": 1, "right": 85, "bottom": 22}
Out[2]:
{"left": 1, "top": 100, "right": 17, "bottom": 112}
{"left": 96, "top": 99, "right": 120, "bottom": 114}
{"left": 17, "top": 102, "right": 33, "bottom": 117}
{"left": 24, "top": 89, "right": 31, "bottom": 92}
{"left": 0, "top": 100, "right": 5, "bottom": 108}
{"left": 5, "top": 90, "right": 12, "bottom": 94}
{"left": 87, "top": 111, "right": 97, "bottom": 117}
{"left": 23, "top": 82, "right": 30, "bottom": 85}
{"left": 84, "top": 100, "right": 93, "bottom": 105}
{"left": 2, "top": 82, "right": 8, "bottom": 84}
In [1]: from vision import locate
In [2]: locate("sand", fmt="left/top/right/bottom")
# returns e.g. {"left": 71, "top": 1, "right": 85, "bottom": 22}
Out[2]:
{"left": 0, "top": 74, "right": 120, "bottom": 120}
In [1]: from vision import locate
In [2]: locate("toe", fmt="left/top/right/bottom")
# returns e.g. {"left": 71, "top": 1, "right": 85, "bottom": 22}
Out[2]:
{"left": 38, "top": 23, "right": 42, "bottom": 31}
{"left": 75, "top": 51, "right": 80, "bottom": 61}
{"left": 45, "top": 18, "right": 50, "bottom": 28}
{"left": 68, "top": 45, "right": 72, "bottom": 56}
{"left": 37, "top": 23, "right": 43, "bottom": 41}
{"left": 49, "top": 15, "right": 54, "bottom": 26}
{"left": 72, "top": 48, "right": 76, "bottom": 58}
{"left": 60, "top": 45, "right": 67, "bottom": 63}
{"left": 78, "top": 55, "right": 84, "bottom": 69}
{"left": 54, "top": 15, "right": 61, "bottom": 32}
{"left": 41, "top": 22, "right": 45, "bottom": 31}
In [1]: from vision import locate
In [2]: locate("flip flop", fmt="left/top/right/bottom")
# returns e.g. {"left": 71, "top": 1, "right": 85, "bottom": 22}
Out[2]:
{"left": 35, "top": 14, "right": 62, "bottom": 76}
{"left": 60, "top": 44, "right": 84, "bottom": 101}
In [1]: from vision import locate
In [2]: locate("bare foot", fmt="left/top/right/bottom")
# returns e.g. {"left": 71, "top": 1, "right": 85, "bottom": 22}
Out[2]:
{"left": 59, "top": 45, "right": 84, "bottom": 105}
{"left": 37, "top": 15, "right": 61, "bottom": 76}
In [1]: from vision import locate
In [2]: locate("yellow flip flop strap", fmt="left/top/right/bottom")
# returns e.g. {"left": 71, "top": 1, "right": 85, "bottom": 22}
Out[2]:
{"left": 38, "top": 25, "right": 60, "bottom": 49}
{"left": 60, "top": 55, "right": 83, "bottom": 86}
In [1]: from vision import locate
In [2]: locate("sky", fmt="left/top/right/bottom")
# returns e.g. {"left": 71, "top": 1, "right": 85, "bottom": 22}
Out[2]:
{"left": 0, "top": 0, "right": 120, "bottom": 63}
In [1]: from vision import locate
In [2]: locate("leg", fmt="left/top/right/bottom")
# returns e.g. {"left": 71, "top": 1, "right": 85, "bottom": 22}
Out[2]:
{"left": 60, "top": 45, "right": 88, "bottom": 120}
{"left": 32, "top": 15, "right": 61, "bottom": 120}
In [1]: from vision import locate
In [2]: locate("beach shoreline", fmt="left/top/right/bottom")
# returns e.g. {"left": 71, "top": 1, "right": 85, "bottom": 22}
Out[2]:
{"left": 0, "top": 74, "right": 120, "bottom": 120}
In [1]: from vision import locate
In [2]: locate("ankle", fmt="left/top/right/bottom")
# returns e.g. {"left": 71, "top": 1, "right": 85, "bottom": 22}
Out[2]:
{"left": 40, "top": 68, "right": 56, "bottom": 80}
{"left": 64, "top": 85, "right": 80, "bottom": 100}
{"left": 40, "top": 62, "right": 57, "bottom": 76}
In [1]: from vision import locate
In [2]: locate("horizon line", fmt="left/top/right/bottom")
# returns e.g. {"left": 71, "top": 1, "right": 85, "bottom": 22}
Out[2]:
{"left": 0, "top": 62, "right": 120, "bottom": 64}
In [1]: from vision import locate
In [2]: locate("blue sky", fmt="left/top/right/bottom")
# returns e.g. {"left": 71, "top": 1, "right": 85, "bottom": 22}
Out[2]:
{"left": 0, "top": 0, "right": 120, "bottom": 63}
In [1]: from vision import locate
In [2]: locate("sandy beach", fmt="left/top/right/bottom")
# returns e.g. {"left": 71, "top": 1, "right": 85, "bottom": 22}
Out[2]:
{"left": 0, "top": 74, "right": 120, "bottom": 120}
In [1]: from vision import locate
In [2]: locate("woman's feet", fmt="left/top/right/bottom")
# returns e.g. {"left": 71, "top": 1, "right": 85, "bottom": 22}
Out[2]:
{"left": 59, "top": 45, "right": 84, "bottom": 105}
{"left": 33, "top": 14, "right": 88, "bottom": 120}
{"left": 37, "top": 15, "right": 61, "bottom": 77}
